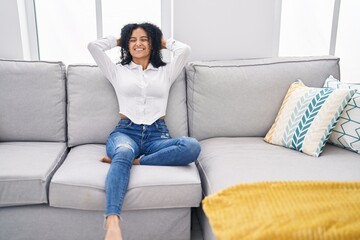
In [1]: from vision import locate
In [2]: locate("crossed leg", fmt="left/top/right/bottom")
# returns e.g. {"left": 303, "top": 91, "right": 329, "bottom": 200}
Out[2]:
{"left": 101, "top": 136, "right": 201, "bottom": 166}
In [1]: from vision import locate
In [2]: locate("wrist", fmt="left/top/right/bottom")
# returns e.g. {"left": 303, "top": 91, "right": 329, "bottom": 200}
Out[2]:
{"left": 165, "top": 38, "right": 176, "bottom": 49}
{"left": 161, "top": 38, "right": 167, "bottom": 49}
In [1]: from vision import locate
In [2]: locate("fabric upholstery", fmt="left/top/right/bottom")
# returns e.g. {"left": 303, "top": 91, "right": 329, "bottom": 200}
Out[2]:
{"left": 66, "top": 65, "right": 188, "bottom": 147}
{"left": 0, "top": 205, "right": 191, "bottom": 240}
{"left": 324, "top": 75, "right": 360, "bottom": 154}
{"left": 196, "top": 136, "right": 360, "bottom": 240}
{"left": 186, "top": 56, "right": 340, "bottom": 140}
{"left": 264, "top": 80, "right": 355, "bottom": 157}
{"left": 49, "top": 144, "right": 202, "bottom": 211}
{"left": 196, "top": 137, "right": 360, "bottom": 196}
{"left": 0, "top": 59, "right": 66, "bottom": 142}
{"left": 0, "top": 142, "right": 67, "bottom": 207}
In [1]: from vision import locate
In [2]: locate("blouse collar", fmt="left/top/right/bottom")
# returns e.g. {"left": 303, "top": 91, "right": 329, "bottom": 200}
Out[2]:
{"left": 128, "top": 61, "right": 158, "bottom": 71}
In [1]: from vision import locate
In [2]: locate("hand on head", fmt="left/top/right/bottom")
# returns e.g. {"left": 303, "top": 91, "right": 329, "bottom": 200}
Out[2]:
{"left": 161, "top": 38, "right": 166, "bottom": 49}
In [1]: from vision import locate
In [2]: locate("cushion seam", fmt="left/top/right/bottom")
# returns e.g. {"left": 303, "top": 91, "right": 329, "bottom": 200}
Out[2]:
{"left": 51, "top": 182, "right": 201, "bottom": 191}
{"left": 190, "top": 57, "right": 339, "bottom": 68}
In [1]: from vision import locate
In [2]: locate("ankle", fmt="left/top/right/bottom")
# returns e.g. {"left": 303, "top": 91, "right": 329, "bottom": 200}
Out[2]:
{"left": 106, "top": 215, "right": 120, "bottom": 228}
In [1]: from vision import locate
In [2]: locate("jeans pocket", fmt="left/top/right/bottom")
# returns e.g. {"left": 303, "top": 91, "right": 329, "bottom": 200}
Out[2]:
{"left": 116, "top": 119, "right": 133, "bottom": 129}
{"left": 155, "top": 121, "right": 169, "bottom": 134}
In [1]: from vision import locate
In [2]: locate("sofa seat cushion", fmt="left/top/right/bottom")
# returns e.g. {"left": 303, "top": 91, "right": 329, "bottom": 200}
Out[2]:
{"left": 0, "top": 142, "right": 67, "bottom": 207}
{"left": 49, "top": 144, "right": 202, "bottom": 211}
{"left": 197, "top": 137, "right": 360, "bottom": 195}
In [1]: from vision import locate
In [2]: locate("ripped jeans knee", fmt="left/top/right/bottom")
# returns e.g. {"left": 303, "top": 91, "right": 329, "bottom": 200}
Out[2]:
{"left": 106, "top": 132, "right": 138, "bottom": 160}
{"left": 114, "top": 143, "right": 134, "bottom": 154}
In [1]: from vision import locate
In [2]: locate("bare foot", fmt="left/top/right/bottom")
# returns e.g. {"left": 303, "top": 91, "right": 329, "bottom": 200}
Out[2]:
{"left": 100, "top": 156, "right": 140, "bottom": 165}
{"left": 105, "top": 215, "right": 122, "bottom": 240}
{"left": 133, "top": 157, "right": 140, "bottom": 165}
{"left": 100, "top": 156, "right": 112, "bottom": 164}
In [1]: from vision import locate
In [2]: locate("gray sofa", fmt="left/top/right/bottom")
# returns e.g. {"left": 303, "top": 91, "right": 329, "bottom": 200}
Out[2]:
{"left": 1, "top": 56, "right": 359, "bottom": 240}
{"left": 0, "top": 59, "right": 201, "bottom": 240}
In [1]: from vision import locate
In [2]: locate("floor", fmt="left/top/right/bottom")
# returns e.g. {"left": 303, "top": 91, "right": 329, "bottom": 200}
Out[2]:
{"left": 191, "top": 209, "right": 204, "bottom": 240}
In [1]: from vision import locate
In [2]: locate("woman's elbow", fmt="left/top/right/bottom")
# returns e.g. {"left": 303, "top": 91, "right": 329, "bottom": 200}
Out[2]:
{"left": 184, "top": 45, "right": 191, "bottom": 59}
{"left": 180, "top": 44, "right": 191, "bottom": 59}
{"left": 87, "top": 42, "right": 95, "bottom": 52}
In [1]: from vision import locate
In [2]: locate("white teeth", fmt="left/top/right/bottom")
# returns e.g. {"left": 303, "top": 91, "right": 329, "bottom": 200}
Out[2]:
{"left": 135, "top": 48, "right": 144, "bottom": 51}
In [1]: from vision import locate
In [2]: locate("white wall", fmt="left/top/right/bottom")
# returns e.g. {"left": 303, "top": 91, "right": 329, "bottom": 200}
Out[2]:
{"left": 0, "top": 0, "right": 282, "bottom": 62}
{"left": 0, "top": 0, "right": 23, "bottom": 59}
{"left": 173, "top": 0, "right": 281, "bottom": 61}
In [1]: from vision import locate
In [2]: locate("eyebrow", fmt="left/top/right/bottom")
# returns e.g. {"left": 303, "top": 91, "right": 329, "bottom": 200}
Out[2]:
{"left": 130, "top": 36, "right": 148, "bottom": 39}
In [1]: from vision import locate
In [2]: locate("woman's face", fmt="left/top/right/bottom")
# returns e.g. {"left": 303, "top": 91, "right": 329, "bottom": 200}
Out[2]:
{"left": 128, "top": 28, "right": 151, "bottom": 63}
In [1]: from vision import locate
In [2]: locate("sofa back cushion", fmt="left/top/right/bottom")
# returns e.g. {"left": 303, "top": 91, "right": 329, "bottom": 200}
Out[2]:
{"left": 67, "top": 65, "right": 188, "bottom": 147}
{"left": 0, "top": 59, "right": 66, "bottom": 142}
{"left": 186, "top": 56, "right": 340, "bottom": 140}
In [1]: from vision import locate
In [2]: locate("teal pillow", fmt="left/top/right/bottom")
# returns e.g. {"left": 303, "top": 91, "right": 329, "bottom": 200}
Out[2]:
{"left": 265, "top": 80, "right": 356, "bottom": 157}
{"left": 324, "top": 76, "right": 360, "bottom": 154}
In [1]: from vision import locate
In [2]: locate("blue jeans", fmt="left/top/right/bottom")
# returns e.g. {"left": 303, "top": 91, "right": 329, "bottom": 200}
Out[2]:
{"left": 105, "top": 118, "right": 201, "bottom": 217}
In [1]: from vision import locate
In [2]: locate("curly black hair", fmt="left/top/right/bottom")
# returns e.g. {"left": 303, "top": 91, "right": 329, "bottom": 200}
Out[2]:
{"left": 119, "top": 22, "right": 166, "bottom": 68}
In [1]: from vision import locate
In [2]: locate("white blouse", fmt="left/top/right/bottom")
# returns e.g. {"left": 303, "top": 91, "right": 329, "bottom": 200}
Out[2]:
{"left": 88, "top": 36, "right": 191, "bottom": 125}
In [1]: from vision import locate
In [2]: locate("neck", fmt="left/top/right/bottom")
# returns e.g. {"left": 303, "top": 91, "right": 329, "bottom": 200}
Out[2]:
{"left": 133, "top": 59, "right": 150, "bottom": 70}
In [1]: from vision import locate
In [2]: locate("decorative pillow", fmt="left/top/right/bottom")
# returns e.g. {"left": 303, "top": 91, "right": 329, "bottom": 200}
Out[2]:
{"left": 264, "top": 80, "right": 356, "bottom": 157}
{"left": 323, "top": 75, "right": 360, "bottom": 154}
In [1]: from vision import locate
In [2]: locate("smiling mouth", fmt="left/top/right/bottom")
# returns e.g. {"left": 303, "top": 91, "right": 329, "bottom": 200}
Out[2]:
{"left": 134, "top": 48, "right": 144, "bottom": 51}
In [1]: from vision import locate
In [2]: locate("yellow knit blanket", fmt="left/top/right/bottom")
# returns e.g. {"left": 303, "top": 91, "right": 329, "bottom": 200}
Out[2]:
{"left": 202, "top": 181, "right": 360, "bottom": 240}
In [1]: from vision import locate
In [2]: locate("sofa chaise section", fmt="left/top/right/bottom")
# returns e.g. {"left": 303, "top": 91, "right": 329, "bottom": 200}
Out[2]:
{"left": 197, "top": 138, "right": 360, "bottom": 240}
{"left": 186, "top": 56, "right": 360, "bottom": 240}
{"left": 198, "top": 137, "right": 360, "bottom": 196}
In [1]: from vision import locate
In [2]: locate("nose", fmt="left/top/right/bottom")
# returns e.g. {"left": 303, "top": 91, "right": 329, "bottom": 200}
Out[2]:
{"left": 135, "top": 39, "right": 142, "bottom": 46}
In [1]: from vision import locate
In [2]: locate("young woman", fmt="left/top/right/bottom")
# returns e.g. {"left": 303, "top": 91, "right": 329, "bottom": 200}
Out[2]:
{"left": 88, "top": 22, "right": 201, "bottom": 240}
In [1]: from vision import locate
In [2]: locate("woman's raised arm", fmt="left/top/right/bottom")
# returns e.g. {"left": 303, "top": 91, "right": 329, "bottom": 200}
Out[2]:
{"left": 166, "top": 39, "right": 191, "bottom": 84}
{"left": 87, "top": 36, "right": 120, "bottom": 83}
